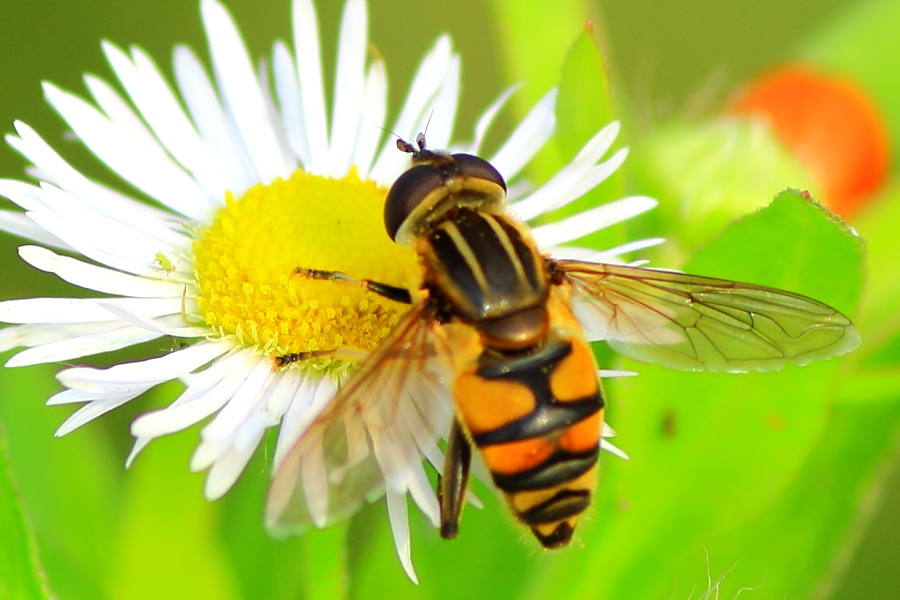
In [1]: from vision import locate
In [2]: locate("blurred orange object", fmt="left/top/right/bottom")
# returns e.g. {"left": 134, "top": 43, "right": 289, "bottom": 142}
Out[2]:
{"left": 731, "top": 65, "right": 889, "bottom": 216}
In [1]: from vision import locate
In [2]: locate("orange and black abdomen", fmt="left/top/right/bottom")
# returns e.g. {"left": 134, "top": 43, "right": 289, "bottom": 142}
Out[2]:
{"left": 454, "top": 331, "right": 605, "bottom": 547}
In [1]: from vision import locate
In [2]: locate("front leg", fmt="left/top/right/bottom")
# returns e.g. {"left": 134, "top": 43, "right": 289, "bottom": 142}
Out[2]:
{"left": 292, "top": 266, "right": 412, "bottom": 304}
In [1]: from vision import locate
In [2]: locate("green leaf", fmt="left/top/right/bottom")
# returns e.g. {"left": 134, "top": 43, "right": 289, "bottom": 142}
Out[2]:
{"left": 0, "top": 363, "right": 121, "bottom": 600}
{"left": 219, "top": 444, "right": 347, "bottom": 600}
{"left": 521, "top": 189, "right": 867, "bottom": 598}
{"left": 544, "top": 26, "right": 630, "bottom": 253}
{"left": 847, "top": 181, "right": 900, "bottom": 360}
{"left": 106, "top": 384, "right": 239, "bottom": 600}
{"left": 556, "top": 26, "right": 615, "bottom": 161}
{"left": 488, "top": 0, "right": 593, "bottom": 182}
{"left": 686, "top": 189, "right": 864, "bottom": 313}
{"left": 0, "top": 424, "right": 52, "bottom": 600}
{"left": 703, "top": 386, "right": 900, "bottom": 599}
{"left": 488, "top": 0, "right": 593, "bottom": 122}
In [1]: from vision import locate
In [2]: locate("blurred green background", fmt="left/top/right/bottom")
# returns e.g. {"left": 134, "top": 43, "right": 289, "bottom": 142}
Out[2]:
{"left": 1, "top": 0, "right": 898, "bottom": 599}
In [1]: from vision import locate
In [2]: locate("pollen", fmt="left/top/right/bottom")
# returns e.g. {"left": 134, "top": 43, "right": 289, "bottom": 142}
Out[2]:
{"left": 193, "top": 168, "right": 420, "bottom": 372}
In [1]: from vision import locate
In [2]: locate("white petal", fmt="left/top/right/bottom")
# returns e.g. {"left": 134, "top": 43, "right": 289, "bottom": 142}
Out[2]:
{"left": 551, "top": 237, "right": 665, "bottom": 263}
{"left": 601, "top": 439, "right": 629, "bottom": 460}
{"left": 272, "top": 42, "right": 311, "bottom": 169}
{"left": 55, "top": 392, "right": 145, "bottom": 436}
{"left": 400, "top": 395, "right": 446, "bottom": 474}
{"left": 386, "top": 490, "right": 417, "bottom": 584}
{"left": 0, "top": 297, "right": 179, "bottom": 324}
{"left": 558, "top": 149, "right": 629, "bottom": 210}
{"left": 48, "top": 388, "right": 120, "bottom": 406}
{"left": 84, "top": 73, "right": 168, "bottom": 156}
{"left": 272, "top": 373, "right": 322, "bottom": 469}
{"left": 197, "top": 401, "right": 277, "bottom": 483}
{"left": 390, "top": 409, "right": 439, "bottom": 526}
{"left": 597, "top": 369, "right": 639, "bottom": 378}
{"left": 405, "top": 461, "right": 439, "bottom": 528}
{"left": 510, "top": 122, "right": 622, "bottom": 220}
{"left": 369, "top": 35, "right": 453, "bottom": 183}
{"left": 93, "top": 300, "right": 203, "bottom": 338}
{"left": 25, "top": 208, "right": 162, "bottom": 279}
{"left": 489, "top": 88, "right": 556, "bottom": 180}
{"left": 26, "top": 181, "right": 182, "bottom": 258}
{"left": 531, "top": 196, "right": 658, "bottom": 247}
{"left": 257, "top": 56, "right": 300, "bottom": 175}
{"left": 370, "top": 428, "right": 405, "bottom": 494}
{"left": 130, "top": 350, "right": 257, "bottom": 437}
{"left": 104, "top": 42, "right": 238, "bottom": 199}
{"left": 7, "top": 322, "right": 163, "bottom": 367}
{"left": 6, "top": 124, "right": 188, "bottom": 244}
{"left": 602, "top": 237, "right": 666, "bottom": 256}
{"left": 201, "top": 358, "right": 274, "bottom": 442}
{"left": 350, "top": 58, "right": 387, "bottom": 179}
{"left": 203, "top": 419, "right": 267, "bottom": 499}
{"left": 302, "top": 428, "right": 329, "bottom": 527}
{"left": 464, "top": 84, "right": 519, "bottom": 155}
{"left": 0, "top": 210, "right": 70, "bottom": 250}
{"left": 58, "top": 341, "right": 231, "bottom": 393}
{"left": 0, "top": 179, "right": 43, "bottom": 213}
{"left": 328, "top": 0, "right": 368, "bottom": 176}
{"left": 265, "top": 367, "right": 305, "bottom": 423}
{"left": 42, "top": 83, "right": 213, "bottom": 221}
{"left": 393, "top": 34, "right": 453, "bottom": 139}
{"left": 420, "top": 54, "right": 460, "bottom": 151}
{"left": 0, "top": 321, "right": 123, "bottom": 353}
{"left": 173, "top": 45, "right": 256, "bottom": 191}
{"left": 202, "top": 0, "right": 290, "bottom": 182}
{"left": 292, "top": 0, "right": 329, "bottom": 173}
{"left": 18, "top": 245, "right": 184, "bottom": 298}
{"left": 125, "top": 437, "right": 153, "bottom": 468}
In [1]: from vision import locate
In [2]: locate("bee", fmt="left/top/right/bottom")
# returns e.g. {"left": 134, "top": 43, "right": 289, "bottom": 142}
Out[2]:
{"left": 266, "top": 133, "right": 859, "bottom": 547}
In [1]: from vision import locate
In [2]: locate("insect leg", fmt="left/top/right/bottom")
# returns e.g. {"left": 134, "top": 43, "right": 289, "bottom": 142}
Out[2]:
{"left": 273, "top": 346, "right": 369, "bottom": 369}
{"left": 438, "top": 418, "right": 472, "bottom": 540}
{"left": 292, "top": 267, "right": 412, "bottom": 304}
{"left": 273, "top": 349, "right": 336, "bottom": 369}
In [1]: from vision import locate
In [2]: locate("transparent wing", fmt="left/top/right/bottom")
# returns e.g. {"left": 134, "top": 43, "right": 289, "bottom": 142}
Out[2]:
{"left": 266, "top": 304, "right": 455, "bottom": 535}
{"left": 555, "top": 259, "right": 860, "bottom": 372}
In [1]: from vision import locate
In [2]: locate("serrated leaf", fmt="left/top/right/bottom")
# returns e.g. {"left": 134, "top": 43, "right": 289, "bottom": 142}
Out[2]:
{"left": 521, "top": 187, "right": 867, "bottom": 598}
{"left": 543, "top": 26, "right": 630, "bottom": 253}
{"left": 488, "top": 0, "right": 593, "bottom": 181}
{"left": 687, "top": 189, "right": 865, "bottom": 314}
{"left": 849, "top": 181, "right": 900, "bottom": 359}
{"left": 0, "top": 425, "right": 52, "bottom": 600}
{"left": 488, "top": 0, "right": 593, "bottom": 122}
{"left": 556, "top": 26, "right": 615, "bottom": 159}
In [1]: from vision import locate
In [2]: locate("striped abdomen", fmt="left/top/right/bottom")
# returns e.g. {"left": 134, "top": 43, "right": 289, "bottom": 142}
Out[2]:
{"left": 453, "top": 321, "right": 605, "bottom": 547}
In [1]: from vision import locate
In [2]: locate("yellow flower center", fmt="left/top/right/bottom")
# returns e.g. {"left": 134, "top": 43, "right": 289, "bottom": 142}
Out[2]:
{"left": 193, "top": 168, "right": 419, "bottom": 373}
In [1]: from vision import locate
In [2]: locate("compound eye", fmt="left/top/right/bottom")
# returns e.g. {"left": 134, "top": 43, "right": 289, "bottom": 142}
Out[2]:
{"left": 451, "top": 154, "right": 507, "bottom": 192}
{"left": 384, "top": 164, "right": 443, "bottom": 241}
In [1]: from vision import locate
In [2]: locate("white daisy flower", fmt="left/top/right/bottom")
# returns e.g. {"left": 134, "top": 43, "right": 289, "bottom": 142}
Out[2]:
{"left": 0, "top": 0, "right": 657, "bottom": 583}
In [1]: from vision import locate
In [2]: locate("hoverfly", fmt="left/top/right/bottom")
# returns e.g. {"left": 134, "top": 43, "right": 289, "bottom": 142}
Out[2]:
{"left": 266, "top": 133, "right": 859, "bottom": 548}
